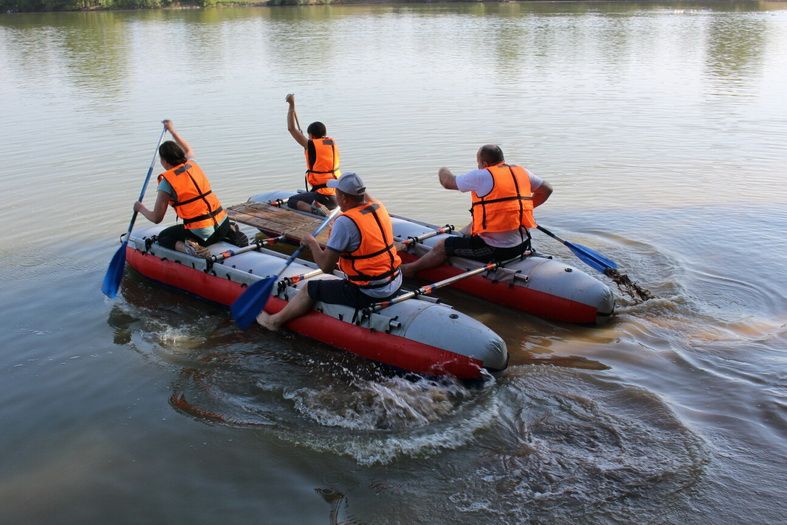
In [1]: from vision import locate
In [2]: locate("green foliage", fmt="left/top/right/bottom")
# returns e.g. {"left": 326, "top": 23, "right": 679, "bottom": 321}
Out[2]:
{"left": 1, "top": 0, "right": 185, "bottom": 11}
{"left": 0, "top": 0, "right": 343, "bottom": 11}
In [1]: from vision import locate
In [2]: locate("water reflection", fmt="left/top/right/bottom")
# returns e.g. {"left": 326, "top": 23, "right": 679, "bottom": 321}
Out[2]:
{"left": 2, "top": 3, "right": 787, "bottom": 523}
{"left": 705, "top": 13, "right": 767, "bottom": 95}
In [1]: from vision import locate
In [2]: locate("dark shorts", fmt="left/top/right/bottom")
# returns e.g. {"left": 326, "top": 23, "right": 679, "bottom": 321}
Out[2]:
{"left": 444, "top": 234, "right": 530, "bottom": 262}
{"left": 157, "top": 218, "right": 231, "bottom": 250}
{"left": 287, "top": 192, "right": 338, "bottom": 210}
{"left": 307, "top": 279, "right": 398, "bottom": 309}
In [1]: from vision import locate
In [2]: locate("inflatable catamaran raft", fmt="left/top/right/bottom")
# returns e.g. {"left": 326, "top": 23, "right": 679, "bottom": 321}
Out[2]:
{"left": 124, "top": 224, "right": 508, "bottom": 380}
{"left": 245, "top": 191, "right": 616, "bottom": 325}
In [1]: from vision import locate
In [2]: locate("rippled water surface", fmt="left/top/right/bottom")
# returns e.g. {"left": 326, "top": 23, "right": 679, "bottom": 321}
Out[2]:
{"left": 2, "top": 2, "right": 787, "bottom": 523}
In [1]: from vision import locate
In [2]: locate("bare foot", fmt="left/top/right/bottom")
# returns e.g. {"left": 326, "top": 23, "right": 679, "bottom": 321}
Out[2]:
{"left": 256, "top": 311, "right": 280, "bottom": 332}
{"left": 185, "top": 240, "right": 211, "bottom": 259}
{"left": 310, "top": 202, "right": 330, "bottom": 217}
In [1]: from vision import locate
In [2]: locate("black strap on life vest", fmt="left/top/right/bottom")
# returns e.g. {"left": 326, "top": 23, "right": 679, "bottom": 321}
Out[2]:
{"left": 471, "top": 164, "right": 532, "bottom": 230}
{"left": 170, "top": 163, "right": 221, "bottom": 228}
{"left": 306, "top": 139, "right": 338, "bottom": 174}
{"left": 182, "top": 206, "right": 224, "bottom": 226}
{"left": 172, "top": 190, "right": 213, "bottom": 208}
{"left": 342, "top": 203, "right": 400, "bottom": 288}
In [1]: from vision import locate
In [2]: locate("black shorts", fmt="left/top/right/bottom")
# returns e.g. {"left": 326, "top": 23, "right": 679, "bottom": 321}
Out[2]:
{"left": 287, "top": 192, "right": 338, "bottom": 210}
{"left": 307, "top": 279, "right": 398, "bottom": 309}
{"left": 444, "top": 234, "right": 530, "bottom": 262}
{"left": 157, "top": 218, "right": 231, "bottom": 250}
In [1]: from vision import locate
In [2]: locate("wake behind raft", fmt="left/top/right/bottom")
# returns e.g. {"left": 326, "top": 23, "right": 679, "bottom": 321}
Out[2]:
{"left": 123, "top": 222, "right": 507, "bottom": 380}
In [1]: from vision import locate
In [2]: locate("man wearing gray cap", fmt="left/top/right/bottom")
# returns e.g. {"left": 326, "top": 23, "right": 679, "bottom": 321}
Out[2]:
{"left": 257, "top": 172, "right": 402, "bottom": 331}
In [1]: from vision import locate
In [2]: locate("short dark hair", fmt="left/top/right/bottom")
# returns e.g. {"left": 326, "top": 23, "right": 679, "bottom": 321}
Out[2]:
{"left": 159, "top": 141, "right": 187, "bottom": 166}
{"left": 479, "top": 144, "right": 504, "bottom": 165}
{"left": 307, "top": 121, "right": 327, "bottom": 138}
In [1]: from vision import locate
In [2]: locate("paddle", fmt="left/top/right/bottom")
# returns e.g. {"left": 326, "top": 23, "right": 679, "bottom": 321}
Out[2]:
{"left": 279, "top": 268, "right": 324, "bottom": 287}
{"left": 208, "top": 235, "right": 285, "bottom": 265}
{"left": 101, "top": 126, "right": 167, "bottom": 299}
{"left": 366, "top": 255, "right": 523, "bottom": 313}
{"left": 395, "top": 224, "right": 455, "bottom": 249}
{"left": 231, "top": 207, "right": 340, "bottom": 329}
{"left": 536, "top": 224, "right": 652, "bottom": 301}
{"left": 294, "top": 109, "right": 303, "bottom": 135}
{"left": 536, "top": 225, "right": 618, "bottom": 273}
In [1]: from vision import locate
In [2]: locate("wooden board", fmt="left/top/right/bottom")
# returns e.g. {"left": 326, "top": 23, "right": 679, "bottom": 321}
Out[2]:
{"left": 227, "top": 202, "right": 331, "bottom": 244}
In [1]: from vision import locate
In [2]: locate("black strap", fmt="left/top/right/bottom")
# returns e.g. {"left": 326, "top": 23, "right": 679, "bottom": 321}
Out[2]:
{"left": 343, "top": 203, "right": 399, "bottom": 282}
{"left": 471, "top": 195, "right": 532, "bottom": 207}
{"left": 185, "top": 170, "right": 220, "bottom": 228}
{"left": 473, "top": 164, "right": 532, "bottom": 228}
{"left": 343, "top": 242, "right": 396, "bottom": 261}
{"left": 359, "top": 203, "right": 380, "bottom": 214}
{"left": 346, "top": 268, "right": 401, "bottom": 288}
{"left": 173, "top": 163, "right": 192, "bottom": 175}
{"left": 182, "top": 206, "right": 224, "bottom": 225}
{"left": 172, "top": 189, "right": 213, "bottom": 208}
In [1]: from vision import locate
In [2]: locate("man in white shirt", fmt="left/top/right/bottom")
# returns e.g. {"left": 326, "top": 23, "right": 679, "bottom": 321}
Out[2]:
{"left": 402, "top": 144, "right": 552, "bottom": 278}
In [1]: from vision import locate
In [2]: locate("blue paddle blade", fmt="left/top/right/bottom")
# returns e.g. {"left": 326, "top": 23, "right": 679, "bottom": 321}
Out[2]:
{"left": 231, "top": 277, "right": 276, "bottom": 330}
{"left": 566, "top": 241, "right": 618, "bottom": 272}
{"left": 101, "top": 241, "right": 128, "bottom": 299}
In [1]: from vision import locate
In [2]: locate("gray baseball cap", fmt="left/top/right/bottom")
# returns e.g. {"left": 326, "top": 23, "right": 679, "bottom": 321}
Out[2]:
{"left": 327, "top": 172, "right": 366, "bottom": 196}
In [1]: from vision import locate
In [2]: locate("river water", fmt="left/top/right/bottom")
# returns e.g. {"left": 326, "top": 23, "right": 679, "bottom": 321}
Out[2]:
{"left": 1, "top": 2, "right": 786, "bottom": 523}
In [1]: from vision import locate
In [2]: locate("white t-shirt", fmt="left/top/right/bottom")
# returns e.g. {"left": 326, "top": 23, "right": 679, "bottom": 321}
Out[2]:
{"left": 455, "top": 167, "right": 543, "bottom": 248}
{"left": 327, "top": 215, "right": 402, "bottom": 298}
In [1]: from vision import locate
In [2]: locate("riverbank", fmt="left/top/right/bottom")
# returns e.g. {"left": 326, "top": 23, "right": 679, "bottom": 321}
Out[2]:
{"left": 4, "top": 0, "right": 444, "bottom": 15}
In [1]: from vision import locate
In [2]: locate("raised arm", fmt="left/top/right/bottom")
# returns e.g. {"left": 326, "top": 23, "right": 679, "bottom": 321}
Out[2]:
{"left": 438, "top": 167, "right": 458, "bottom": 190}
{"left": 285, "top": 94, "right": 309, "bottom": 148}
{"left": 162, "top": 120, "right": 194, "bottom": 159}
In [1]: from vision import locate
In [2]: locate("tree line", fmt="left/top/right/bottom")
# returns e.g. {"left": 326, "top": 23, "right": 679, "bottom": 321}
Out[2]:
{"left": 1, "top": 0, "right": 316, "bottom": 12}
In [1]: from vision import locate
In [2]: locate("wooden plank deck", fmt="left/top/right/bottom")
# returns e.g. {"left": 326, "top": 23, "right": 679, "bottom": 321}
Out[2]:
{"left": 227, "top": 202, "right": 331, "bottom": 244}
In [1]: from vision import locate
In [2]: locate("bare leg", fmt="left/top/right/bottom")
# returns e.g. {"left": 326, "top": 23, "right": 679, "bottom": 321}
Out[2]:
{"left": 257, "top": 286, "right": 315, "bottom": 331}
{"left": 401, "top": 238, "right": 448, "bottom": 278}
{"left": 295, "top": 200, "right": 313, "bottom": 212}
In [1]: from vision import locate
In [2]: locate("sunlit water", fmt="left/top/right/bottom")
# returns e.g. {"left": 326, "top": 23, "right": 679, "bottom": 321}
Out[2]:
{"left": 2, "top": 3, "right": 787, "bottom": 523}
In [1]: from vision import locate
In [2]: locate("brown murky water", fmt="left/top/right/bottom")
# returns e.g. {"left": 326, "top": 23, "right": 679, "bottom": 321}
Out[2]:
{"left": 2, "top": 3, "right": 786, "bottom": 523}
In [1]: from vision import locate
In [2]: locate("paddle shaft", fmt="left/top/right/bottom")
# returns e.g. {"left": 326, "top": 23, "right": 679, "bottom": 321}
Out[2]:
{"left": 536, "top": 224, "right": 618, "bottom": 272}
{"left": 126, "top": 127, "right": 167, "bottom": 239}
{"left": 294, "top": 110, "right": 303, "bottom": 134}
{"left": 368, "top": 255, "right": 522, "bottom": 312}
{"left": 208, "top": 235, "right": 285, "bottom": 263}
{"left": 274, "top": 206, "right": 340, "bottom": 280}
{"left": 396, "top": 224, "right": 455, "bottom": 247}
{"left": 101, "top": 126, "right": 167, "bottom": 299}
{"left": 536, "top": 225, "right": 566, "bottom": 245}
{"left": 279, "top": 268, "right": 323, "bottom": 287}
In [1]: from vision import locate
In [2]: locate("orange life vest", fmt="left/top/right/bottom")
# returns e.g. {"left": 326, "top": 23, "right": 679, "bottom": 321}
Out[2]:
{"left": 304, "top": 137, "right": 341, "bottom": 196}
{"left": 470, "top": 163, "right": 536, "bottom": 235}
{"left": 338, "top": 201, "right": 402, "bottom": 288}
{"left": 157, "top": 161, "right": 227, "bottom": 230}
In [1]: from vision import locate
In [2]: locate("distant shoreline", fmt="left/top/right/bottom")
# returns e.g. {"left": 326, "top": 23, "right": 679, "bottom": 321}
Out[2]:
{"left": 4, "top": 0, "right": 529, "bottom": 15}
